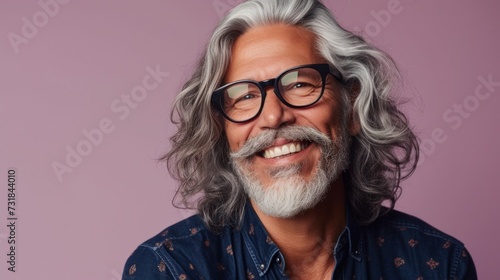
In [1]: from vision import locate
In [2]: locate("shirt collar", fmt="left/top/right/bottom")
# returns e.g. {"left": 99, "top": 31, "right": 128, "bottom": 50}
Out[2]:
{"left": 241, "top": 201, "right": 282, "bottom": 277}
{"left": 240, "top": 201, "right": 363, "bottom": 277}
{"left": 336, "top": 204, "right": 363, "bottom": 262}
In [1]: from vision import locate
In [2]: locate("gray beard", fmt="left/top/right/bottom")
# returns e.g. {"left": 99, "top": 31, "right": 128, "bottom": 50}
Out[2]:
{"left": 230, "top": 126, "right": 350, "bottom": 218}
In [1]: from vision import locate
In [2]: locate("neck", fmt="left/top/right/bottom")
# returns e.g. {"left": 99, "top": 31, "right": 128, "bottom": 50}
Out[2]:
{"left": 251, "top": 178, "right": 346, "bottom": 279}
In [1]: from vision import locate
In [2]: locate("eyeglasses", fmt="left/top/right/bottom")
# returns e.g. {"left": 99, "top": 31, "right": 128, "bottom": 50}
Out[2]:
{"left": 211, "top": 63, "right": 342, "bottom": 123}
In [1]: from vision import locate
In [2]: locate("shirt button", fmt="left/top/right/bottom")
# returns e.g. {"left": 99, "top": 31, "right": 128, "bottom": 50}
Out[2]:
{"left": 276, "top": 257, "right": 281, "bottom": 264}
{"left": 260, "top": 264, "right": 265, "bottom": 270}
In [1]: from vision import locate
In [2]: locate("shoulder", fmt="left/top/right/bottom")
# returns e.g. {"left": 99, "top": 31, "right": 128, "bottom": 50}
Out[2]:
{"left": 374, "top": 208, "right": 461, "bottom": 242}
{"left": 364, "top": 208, "right": 466, "bottom": 256}
{"left": 362, "top": 208, "right": 477, "bottom": 279}
{"left": 123, "top": 215, "right": 232, "bottom": 280}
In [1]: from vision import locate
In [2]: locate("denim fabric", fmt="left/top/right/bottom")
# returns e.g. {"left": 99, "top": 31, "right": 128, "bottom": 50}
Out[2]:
{"left": 123, "top": 203, "right": 476, "bottom": 279}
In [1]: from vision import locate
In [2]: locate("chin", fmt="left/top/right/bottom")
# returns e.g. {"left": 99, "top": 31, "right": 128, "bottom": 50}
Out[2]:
{"left": 239, "top": 163, "right": 333, "bottom": 218}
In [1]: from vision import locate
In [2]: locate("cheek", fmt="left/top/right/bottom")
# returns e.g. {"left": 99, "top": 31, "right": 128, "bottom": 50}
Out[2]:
{"left": 318, "top": 94, "right": 345, "bottom": 136}
{"left": 301, "top": 104, "right": 343, "bottom": 138}
{"left": 224, "top": 122, "right": 252, "bottom": 152}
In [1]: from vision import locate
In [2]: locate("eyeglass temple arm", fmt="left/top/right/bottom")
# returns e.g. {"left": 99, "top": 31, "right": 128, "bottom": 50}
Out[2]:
{"left": 329, "top": 65, "right": 343, "bottom": 81}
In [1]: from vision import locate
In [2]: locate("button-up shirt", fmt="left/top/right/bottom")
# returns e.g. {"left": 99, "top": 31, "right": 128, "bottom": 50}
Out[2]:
{"left": 123, "top": 203, "right": 477, "bottom": 279}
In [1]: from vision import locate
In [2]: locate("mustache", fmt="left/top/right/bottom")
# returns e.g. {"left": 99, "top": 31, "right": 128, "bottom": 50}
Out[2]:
{"left": 230, "top": 126, "right": 332, "bottom": 160}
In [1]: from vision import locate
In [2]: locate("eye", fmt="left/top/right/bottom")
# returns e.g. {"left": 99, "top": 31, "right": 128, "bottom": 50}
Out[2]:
{"left": 235, "top": 93, "right": 257, "bottom": 103}
{"left": 286, "top": 82, "right": 316, "bottom": 91}
{"left": 291, "top": 82, "right": 311, "bottom": 89}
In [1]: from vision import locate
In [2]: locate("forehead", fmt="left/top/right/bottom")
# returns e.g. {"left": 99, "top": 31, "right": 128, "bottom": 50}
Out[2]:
{"left": 224, "top": 24, "right": 323, "bottom": 83}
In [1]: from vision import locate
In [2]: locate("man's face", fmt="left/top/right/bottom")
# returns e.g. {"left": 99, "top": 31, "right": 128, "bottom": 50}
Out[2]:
{"left": 224, "top": 24, "right": 351, "bottom": 216}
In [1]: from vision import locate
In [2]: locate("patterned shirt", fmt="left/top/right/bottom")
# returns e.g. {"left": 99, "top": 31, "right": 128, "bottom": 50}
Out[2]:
{"left": 122, "top": 203, "right": 477, "bottom": 279}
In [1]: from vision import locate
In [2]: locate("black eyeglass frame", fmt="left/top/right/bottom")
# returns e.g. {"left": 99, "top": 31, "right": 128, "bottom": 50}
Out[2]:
{"left": 211, "top": 63, "right": 342, "bottom": 123}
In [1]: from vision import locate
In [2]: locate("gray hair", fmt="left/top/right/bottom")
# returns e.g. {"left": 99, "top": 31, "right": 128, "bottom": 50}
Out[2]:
{"left": 161, "top": 0, "right": 419, "bottom": 231}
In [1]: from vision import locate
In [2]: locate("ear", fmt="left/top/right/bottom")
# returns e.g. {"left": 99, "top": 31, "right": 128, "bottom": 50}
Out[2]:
{"left": 347, "top": 81, "right": 361, "bottom": 136}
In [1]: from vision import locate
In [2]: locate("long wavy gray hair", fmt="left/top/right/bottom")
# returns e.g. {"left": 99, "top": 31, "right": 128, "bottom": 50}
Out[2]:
{"left": 161, "top": 0, "right": 419, "bottom": 231}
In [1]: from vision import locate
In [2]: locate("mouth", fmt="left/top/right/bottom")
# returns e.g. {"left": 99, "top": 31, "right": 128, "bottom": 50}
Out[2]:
{"left": 259, "top": 141, "right": 311, "bottom": 159}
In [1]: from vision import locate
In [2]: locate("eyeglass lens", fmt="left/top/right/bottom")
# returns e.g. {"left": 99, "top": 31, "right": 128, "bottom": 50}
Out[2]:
{"left": 222, "top": 67, "right": 324, "bottom": 122}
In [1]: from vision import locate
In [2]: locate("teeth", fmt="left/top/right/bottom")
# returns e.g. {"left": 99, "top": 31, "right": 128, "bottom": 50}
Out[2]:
{"left": 274, "top": 147, "right": 282, "bottom": 157}
{"left": 282, "top": 145, "right": 290, "bottom": 154}
{"left": 262, "top": 142, "right": 305, "bottom": 159}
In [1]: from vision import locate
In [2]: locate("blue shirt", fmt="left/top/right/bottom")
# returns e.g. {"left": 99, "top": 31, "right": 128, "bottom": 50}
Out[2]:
{"left": 123, "top": 203, "right": 477, "bottom": 279}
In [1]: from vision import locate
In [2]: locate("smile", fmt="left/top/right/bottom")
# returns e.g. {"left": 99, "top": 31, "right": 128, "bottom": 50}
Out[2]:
{"left": 261, "top": 141, "right": 310, "bottom": 159}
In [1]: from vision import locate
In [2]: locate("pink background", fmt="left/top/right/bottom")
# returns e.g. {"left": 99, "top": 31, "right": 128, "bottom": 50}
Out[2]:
{"left": 1, "top": 0, "right": 499, "bottom": 279}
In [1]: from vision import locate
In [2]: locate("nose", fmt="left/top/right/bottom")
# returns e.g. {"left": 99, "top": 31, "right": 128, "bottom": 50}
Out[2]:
{"left": 256, "top": 88, "right": 295, "bottom": 129}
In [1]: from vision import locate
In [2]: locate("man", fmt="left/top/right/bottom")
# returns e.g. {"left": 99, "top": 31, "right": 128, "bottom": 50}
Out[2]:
{"left": 123, "top": 0, "right": 477, "bottom": 279}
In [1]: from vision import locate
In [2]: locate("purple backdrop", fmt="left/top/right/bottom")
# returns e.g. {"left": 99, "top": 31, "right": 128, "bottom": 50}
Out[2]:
{"left": 1, "top": 0, "right": 498, "bottom": 279}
